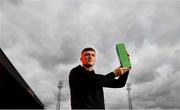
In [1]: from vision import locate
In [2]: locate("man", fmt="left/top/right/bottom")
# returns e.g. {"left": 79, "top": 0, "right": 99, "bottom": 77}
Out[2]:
{"left": 69, "top": 47, "right": 131, "bottom": 109}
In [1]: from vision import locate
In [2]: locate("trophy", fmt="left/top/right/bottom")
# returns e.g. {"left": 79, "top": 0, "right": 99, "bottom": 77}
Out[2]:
{"left": 116, "top": 43, "right": 131, "bottom": 68}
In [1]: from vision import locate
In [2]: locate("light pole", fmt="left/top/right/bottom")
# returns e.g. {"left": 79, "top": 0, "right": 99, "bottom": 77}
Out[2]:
{"left": 56, "top": 81, "right": 63, "bottom": 110}
{"left": 127, "top": 83, "right": 133, "bottom": 110}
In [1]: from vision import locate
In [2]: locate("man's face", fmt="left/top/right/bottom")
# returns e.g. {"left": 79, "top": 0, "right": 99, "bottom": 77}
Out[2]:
{"left": 81, "top": 50, "right": 96, "bottom": 67}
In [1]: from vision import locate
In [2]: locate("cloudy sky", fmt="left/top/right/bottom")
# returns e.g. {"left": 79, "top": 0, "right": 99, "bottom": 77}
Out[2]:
{"left": 0, "top": 0, "right": 180, "bottom": 109}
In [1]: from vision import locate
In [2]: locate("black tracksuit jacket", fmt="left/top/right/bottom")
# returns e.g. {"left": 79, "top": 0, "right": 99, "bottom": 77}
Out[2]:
{"left": 69, "top": 65, "right": 129, "bottom": 109}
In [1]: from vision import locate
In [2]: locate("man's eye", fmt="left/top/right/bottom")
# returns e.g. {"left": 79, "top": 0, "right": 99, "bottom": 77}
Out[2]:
{"left": 85, "top": 54, "right": 90, "bottom": 56}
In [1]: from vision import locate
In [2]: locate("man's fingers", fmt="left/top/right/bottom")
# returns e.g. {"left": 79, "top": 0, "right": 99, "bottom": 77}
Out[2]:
{"left": 114, "top": 67, "right": 131, "bottom": 77}
{"left": 120, "top": 67, "right": 130, "bottom": 74}
{"left": 122, "top": 68, "right": 130, "bottom": 70}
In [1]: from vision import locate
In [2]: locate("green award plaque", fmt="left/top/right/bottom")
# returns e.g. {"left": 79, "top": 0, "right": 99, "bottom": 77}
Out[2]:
{"left": 116, "top": 43, "right": 131, "bottom": 68}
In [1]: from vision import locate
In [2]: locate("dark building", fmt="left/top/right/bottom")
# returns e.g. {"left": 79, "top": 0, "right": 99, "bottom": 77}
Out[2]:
{"left": 0, "top": 48, "right": 44, "bottom": 109}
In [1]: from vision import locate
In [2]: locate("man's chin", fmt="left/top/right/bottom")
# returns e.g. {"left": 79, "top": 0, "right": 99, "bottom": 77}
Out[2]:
{"left": 84, "top": 64, "right": 93, "bottom": 68}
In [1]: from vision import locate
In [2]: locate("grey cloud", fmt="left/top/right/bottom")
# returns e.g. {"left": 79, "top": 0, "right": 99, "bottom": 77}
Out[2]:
{"left": 24, "top": 1, "right": 87, "bottom": 69}
{"left": 95, "top": 1, "right": 180, "bottom": 51}
{"left": 0, "top": 1, "right": 83, "bottom": 69}
{"left": 106, "top": 97, "right": 129, "bottom": 109}
{"left": 133, "top": 85, "right": 180, "bottom": 109}
{"left": 131, "top": 57, "right": 161, "bottom": 84}
{"left": 127, "top": 2, "right": 180, "bottom": 48}
{"left": 132, "top": 66, "right": 180, "bottom": 109}
{"left": 172, "top": 48, "right": 180, "bottom": 71}
{"left": 29, "top": 49, "right": 77, "bottom": 70}
{"left": 43, "top": 100, "right": 54, "bottom": 108}
{"left": 0, "top": 0, "right": 22, "bottom": 6}
{"left": 149, "top": 3, "right": 180, "bottom": 47}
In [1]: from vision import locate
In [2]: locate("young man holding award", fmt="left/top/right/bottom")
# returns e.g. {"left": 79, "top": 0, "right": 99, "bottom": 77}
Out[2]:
{"left": 69, "top": 44, "right": 131, "bottom": 109}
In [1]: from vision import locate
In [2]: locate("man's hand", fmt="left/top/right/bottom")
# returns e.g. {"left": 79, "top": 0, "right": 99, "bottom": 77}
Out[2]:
{"left": 113, "top": 67, "right": 131, "bottom": 77}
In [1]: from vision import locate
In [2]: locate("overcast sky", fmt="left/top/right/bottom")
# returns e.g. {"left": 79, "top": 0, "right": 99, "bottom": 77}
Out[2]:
{"left": 0, "top": 0, "right": 180, "bottom": 109}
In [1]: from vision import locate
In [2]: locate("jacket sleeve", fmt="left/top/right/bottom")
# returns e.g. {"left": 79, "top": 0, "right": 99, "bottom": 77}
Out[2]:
{"left": 96, "top": 71, "right": 129, "bottom": 88}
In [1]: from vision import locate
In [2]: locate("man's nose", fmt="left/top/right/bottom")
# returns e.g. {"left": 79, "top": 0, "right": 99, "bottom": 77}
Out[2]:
{"left": 89, "top": 55, "right": 93, "bottom": 59}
